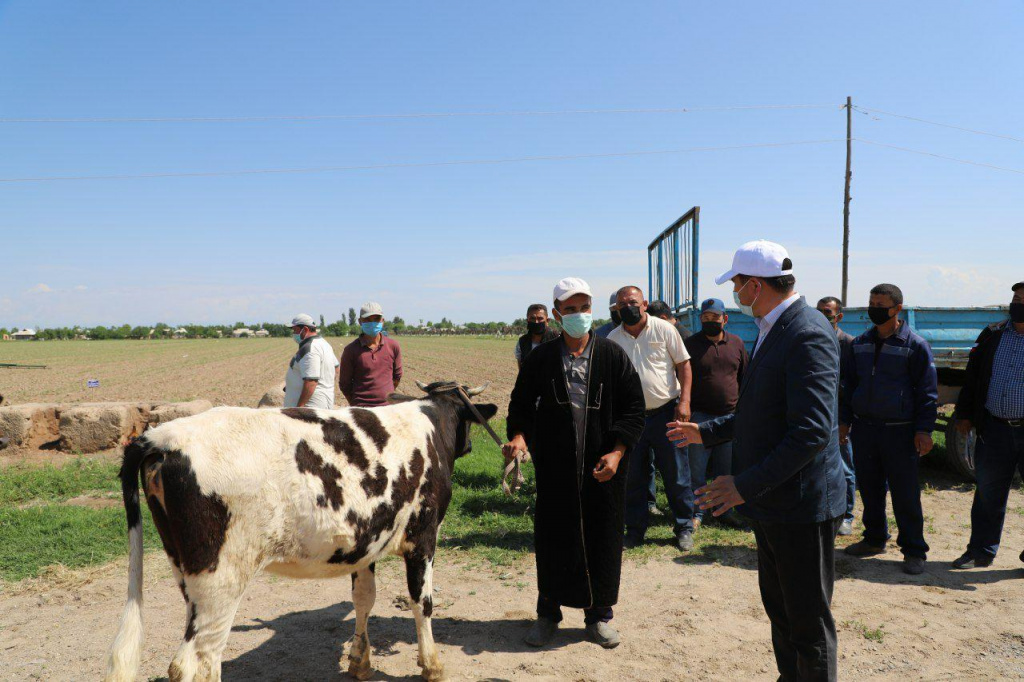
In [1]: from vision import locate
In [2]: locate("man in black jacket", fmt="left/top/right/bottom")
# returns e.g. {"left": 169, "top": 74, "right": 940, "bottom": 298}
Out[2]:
{"left": 952, "top": 281, "right": 1024, "bottom": 568}
{"left": 504, "top": 277, "right": 645, "bottom": 650}
{"left": 515, "top": 303, "right": 560, "bottom": 368}
{"left": 817, "top": 296, "right": 857, "bottom": 536}
{"left": 669, "top": 240, "right": 845, "bottom": 680}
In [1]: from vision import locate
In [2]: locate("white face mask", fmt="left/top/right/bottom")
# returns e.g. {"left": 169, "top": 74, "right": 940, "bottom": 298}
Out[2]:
{"left": 733, "top": 279, "right": 759, "bottom": 317}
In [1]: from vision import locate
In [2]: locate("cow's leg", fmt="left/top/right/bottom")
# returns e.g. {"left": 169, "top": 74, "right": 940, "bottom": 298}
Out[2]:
{"left": 169, "top": 567, "right": 252, "bottom": 682}
{"left": 347, "top": 563, "right": 377, "bottom": 680}
{"left": 405, "top": 552, "right": 445, "bottom": 681}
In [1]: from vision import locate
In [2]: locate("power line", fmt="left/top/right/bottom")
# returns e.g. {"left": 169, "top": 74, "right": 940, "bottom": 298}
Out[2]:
{"left": 855, "top": 138, "right": 1024, "bottom": 176}
{"left": 0, "top": 139, "right": 843, "bottom": 183}
{"left": 0, "top": 103, "right": 838, "bottom": 124}
{"left": 853, "top": 105, "right": 1024, "bottom": 145}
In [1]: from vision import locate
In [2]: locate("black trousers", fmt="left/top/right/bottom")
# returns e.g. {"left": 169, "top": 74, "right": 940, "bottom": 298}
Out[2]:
{"left": 751, "top": 517, "right": 842, "bottom": 682}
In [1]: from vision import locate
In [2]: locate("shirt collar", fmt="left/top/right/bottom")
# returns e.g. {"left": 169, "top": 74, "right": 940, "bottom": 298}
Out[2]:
{"left": 755, "top": 293, "right": 800, "bottom": 332}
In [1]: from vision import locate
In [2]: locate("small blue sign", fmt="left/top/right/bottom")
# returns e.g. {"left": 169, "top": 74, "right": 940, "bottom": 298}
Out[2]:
{"left": 87, "top": 379, "right": 100, "bottom": 388}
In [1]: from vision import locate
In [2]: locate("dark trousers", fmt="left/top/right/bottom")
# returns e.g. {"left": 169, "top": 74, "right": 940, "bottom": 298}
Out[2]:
{"left": 752, "top": 518, "right": 842, "bottom": 682}
{"left": 687, "top": 409, "right": 733, "bottom": 523}
{"left": 625, "top": 401, "right": 693, "bottom": 536}
{"left": 851, "top": 422, "right": 929, "bottom": 559}
{"left": 537, "top": 594, "right": 612, "bottom": 625}
{"left": 968, "top": 419, "right": 1024, "bottom": 559}
{"left": 840, "top": 439, "right": 856, "bottom": 521}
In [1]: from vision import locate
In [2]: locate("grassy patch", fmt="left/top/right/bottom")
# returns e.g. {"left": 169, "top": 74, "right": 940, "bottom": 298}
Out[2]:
{"left": 0, "top": 458, "right": 121, "bottom": 507}
{"left": 843, "top": 619, "right": 886, "bottom": 643}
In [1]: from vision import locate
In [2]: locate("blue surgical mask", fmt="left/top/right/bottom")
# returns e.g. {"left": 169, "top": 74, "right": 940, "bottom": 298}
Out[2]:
{"left": 732, "top": 279, "right": 758, "bottom": 317}
{"left": 559, "top": 312, "right": 592, "bottom": 338}
{"left": 361, "top": 321, "right": 384, "bottom": 336}
{"left": 292, "top": 333, "right": 303, "bottom": 344}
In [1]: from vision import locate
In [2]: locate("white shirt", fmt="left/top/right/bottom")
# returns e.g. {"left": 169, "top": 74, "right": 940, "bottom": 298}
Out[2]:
{"left": 608, "top": 315, "right": 690, "bottom": 410}
{"left": 752, "top": 293, "right": 800, "bottom": 357}
{"left": 284, "top": 336, "right": 339, "bottom": 409}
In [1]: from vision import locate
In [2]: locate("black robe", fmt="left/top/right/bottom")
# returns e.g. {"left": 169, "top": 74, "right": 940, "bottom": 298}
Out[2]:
{"left": 506, "top": 333, "right": 645, "bottom": 608}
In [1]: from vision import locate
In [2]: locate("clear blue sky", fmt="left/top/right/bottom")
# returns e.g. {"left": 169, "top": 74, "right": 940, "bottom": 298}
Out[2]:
{"left": 1, "top": 1, "right": 1020, "bottom": 328}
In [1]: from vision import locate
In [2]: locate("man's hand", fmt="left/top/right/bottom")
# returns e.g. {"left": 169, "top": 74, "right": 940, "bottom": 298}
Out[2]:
{"left": 696, "top": 475, "right": 745, "bottom": 517}
{"left": 914, "top": 432, "right": 934, "bottom": 457}
{"left": 593, "top": 451, "right": 624, "bottom": 483}
{"left": 839, "top": 423, "right": 851, "bottom": 446}
{"left": 675, "top": 400, "right": 691, "bottom": 423}
{"left": 501, "top": 434, "right": 528, "bottom": 463}
{"left": 667, "top": 421, "right": 702, "bottom": 447}
{"left": 956, "top": 419, "right": 973, "bottom": 437}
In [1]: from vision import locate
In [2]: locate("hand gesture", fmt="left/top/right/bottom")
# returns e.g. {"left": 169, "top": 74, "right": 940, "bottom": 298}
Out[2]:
{"left": 667, "top": 421, "right": 702, "bottom": 447}
{"left": 501, "top": 434, "right": 527, "bottom": 463}
{"left": 914, "top": 432, "right": 934, "bottom": 457}
{"left": 593, "top": 451, "right": 623, "bottom": 483}
{"left": 695, "top": 475, "right": 745, "bottom": 517}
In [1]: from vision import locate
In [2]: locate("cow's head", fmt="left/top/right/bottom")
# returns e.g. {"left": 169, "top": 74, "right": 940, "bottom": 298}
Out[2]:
{"left": 389, "top": 381, "right": 498, "bottom": 462}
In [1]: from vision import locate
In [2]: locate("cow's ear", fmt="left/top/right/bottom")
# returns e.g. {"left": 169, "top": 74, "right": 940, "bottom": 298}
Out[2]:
{"left": 387, "top": 392, "right": 418, "bottom": 404}
{"left": 469, "top": 403, "right": 498, "bottom": 423}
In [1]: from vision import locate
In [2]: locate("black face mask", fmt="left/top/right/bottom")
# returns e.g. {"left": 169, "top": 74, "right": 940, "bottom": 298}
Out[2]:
{"left": 1010, "top": 302, "right": 1024, "bottom": 324}
{"left": 702, "top": 321, "right": 723, "bottom": 337}
{"left": 527, "top": 321, "right": 547, "bottom": 335}
{"left": 610, "top": 309, "right": 622, "bottom": 326}
{"left": 867, "top": 306, "right": 894, "bottom": 326}
{"left": 619, "top": 305, "right": 643, "bottom": 326}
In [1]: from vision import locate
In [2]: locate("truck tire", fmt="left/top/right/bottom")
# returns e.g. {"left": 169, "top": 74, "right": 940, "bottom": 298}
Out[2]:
{"left": 943, "top": 419, "right": 977, "bottom": 481}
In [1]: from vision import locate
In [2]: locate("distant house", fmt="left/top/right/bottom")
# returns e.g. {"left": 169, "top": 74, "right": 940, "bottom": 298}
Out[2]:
{"left": 12, "top": 329, "right": 36, "bottom": 341}
{"left": 173, "top": 328, "right": 188, "bottom": 339}
{"left": 232, "top": 328, "right": 255, "bottom": 338}
{"left": 254, "top": 329, "right": 270, "bottom": 338}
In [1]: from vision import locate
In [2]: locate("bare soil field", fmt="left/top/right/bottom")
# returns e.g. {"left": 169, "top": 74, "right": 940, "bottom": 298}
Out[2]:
{"left": 0, "top": 337, "right": 519, "bottom": 410}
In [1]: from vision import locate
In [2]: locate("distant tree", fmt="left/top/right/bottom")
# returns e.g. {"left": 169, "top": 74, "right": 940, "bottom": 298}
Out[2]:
{"left": 348, "top": 308, "right": 357, "bottom": 326}
{"left": 319, "top": 314, "right": 326, "bottom": 329}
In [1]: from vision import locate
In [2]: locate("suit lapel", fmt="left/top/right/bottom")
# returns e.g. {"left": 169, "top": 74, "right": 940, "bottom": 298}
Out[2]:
{"left": 738, "top": 298, "right": 807, "bottom": 401}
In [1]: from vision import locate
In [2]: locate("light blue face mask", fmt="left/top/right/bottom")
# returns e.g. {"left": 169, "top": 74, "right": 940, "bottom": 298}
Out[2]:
{"left": 733, "top": 279, "right": 759, "bottom": 317}
{"left": 559, "top": 312, "right": 593, "bottom": 338}
{"left": 292, "top": 333, "right": 304, "bottom": 344}
{"left": 361, "top": 321, "right": 384, "bottom": 336}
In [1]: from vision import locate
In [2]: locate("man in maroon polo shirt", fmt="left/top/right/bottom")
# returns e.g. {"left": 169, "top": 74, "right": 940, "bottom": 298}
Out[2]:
{"left": 339, "top": 301, "right": 403, "bottom": 407}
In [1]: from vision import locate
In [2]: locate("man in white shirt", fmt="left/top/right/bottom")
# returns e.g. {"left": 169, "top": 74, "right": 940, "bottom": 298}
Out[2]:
{"left": 609, "top": 286, "right": 694, "bottom": 551}
{"left": 284, "top": 313, "right": 340, "bottom": 409}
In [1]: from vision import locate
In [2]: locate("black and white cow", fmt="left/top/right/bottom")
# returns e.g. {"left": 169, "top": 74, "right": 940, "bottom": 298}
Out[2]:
{"left": 105, "top": 381, "right": 497, "bottom": 682}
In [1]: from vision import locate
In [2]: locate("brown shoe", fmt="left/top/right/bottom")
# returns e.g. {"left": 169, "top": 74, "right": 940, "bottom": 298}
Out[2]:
{"left": 844, "top": 540, "right": 886, "bottom": 557}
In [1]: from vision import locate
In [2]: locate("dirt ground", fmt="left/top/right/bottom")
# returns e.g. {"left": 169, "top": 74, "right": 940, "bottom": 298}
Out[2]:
{"left": 3, "top": 483, "right": 1024, "bottom": 681}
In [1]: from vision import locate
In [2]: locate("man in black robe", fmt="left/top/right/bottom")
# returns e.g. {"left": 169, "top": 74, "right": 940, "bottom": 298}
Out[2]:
{"left": 504, "top": 276, "right": 645, "bottom": 649}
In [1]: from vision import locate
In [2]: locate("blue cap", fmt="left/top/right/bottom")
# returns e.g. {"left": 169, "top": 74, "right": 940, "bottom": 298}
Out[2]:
{"left": 700, "top": 298, "right": 726, "bottom": 313}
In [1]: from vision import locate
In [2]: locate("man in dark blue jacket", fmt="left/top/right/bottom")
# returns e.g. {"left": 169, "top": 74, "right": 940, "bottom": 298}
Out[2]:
{"left": 840, "top": 283, "right": 938, "bottom": 576}
{"left": 669, "top": 240, "right": 845, "bottom": 681}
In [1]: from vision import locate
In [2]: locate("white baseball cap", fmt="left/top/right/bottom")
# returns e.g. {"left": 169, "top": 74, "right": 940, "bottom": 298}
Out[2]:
{"left": 553, "top": 277, "right": 593, "bottom": 302}
{"left": 291, "top": 313, "right": 316, "bottom": 328}
{"left": 715, "top": 240, "right": 793, "bottom": 285}
{"left": 359, "top": 302, "right": 384, "bottom": 319}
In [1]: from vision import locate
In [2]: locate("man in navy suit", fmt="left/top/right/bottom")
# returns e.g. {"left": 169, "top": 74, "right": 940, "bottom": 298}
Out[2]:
{"left": 669, "top": 240, "right": 846, "bottom": 681}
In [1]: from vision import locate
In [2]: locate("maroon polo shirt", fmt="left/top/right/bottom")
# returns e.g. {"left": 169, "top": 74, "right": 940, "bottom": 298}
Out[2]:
{"left": 683, "top": 330, "right": 748, "bottom": 416}
{"left": 339, "top": 334, "right": 403, "bottom": 407}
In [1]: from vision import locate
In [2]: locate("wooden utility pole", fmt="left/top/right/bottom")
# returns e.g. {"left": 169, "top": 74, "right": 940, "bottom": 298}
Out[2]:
{"left": 841, "top": 96, "right": 852, "bottom": 305}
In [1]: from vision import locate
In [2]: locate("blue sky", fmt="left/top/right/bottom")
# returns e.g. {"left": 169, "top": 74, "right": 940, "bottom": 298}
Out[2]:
{"left": 1, "top": 1, "right": 1020, "bottom": 327}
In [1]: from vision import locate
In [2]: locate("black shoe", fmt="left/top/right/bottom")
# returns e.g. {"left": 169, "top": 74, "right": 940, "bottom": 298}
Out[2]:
{"left": 1020, "top": 548, "right": 1024, "bottom": 565}
{"left": 623, "top": 533, "right": 644, "bottom": 550}
{"left": 676, "top": 531, "right": 694, "bottom": 552}
{"left": 903, "top": 556, "right": 926, "bottom": 575}
{"left": 844, "top": 540, "right": 886, "bottom": 557}
{"left": 952, "top": 550, "right": 993, "bottom": 569}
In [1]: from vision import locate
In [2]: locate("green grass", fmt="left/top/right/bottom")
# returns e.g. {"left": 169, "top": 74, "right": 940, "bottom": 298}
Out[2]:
{"left": 843, "top": 619, "right": 886, "bottom": 643}
{"left": 0, "top": 418, "right": 754, "bottom": 583}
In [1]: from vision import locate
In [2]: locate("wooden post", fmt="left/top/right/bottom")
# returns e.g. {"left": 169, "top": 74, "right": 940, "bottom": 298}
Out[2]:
{"left": 841, "top": 96, "right": 852, "bottom": 305}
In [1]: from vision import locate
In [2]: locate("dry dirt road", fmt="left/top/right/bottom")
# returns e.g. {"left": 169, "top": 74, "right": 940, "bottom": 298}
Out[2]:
{"left": 3, "top": 486, "right": 1024, "bottom": 681}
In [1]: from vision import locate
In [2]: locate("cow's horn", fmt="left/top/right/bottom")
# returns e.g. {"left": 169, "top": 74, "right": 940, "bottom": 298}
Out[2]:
{"left": 465, "top": 381, "right": 490, "bottom": 397}
{"left": 415, "top": 380, "right": 431, "bottom": 393}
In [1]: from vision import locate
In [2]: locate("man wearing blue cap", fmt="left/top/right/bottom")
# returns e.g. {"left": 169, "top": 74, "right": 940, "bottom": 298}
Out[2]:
{"left": 684, "top": 298, "right": 748, "bottom": 530}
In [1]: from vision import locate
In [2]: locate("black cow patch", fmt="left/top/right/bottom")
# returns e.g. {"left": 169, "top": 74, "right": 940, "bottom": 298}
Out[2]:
{"left": 143, "top": 450, "right": 231, "bottom": 575}
{"left": 392, "top": 449, "right": 425, "bottom": 505}
{"left": 184, "top": 603, "right": 198, "bottom": 641}
{"left": 322, "top": 418, "right": 370, "bottom": 470}
{"left": 422, "top": 595, "right": 433, "bottom": 617}
{"left": 281, "top": 408, "right": 324, "bottom": 424}
{"left": 295, "top": 440, "right": 345, "bottom": 511}
{"left": 361, "top": 464, "right": 389, "bottom": 498}
{"left": 350, "top": 409, "right": 390, "bottom": 452}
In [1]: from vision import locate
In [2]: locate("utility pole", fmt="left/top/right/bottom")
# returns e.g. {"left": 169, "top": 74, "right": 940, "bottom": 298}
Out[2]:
{"left": 841, "top": 96, "right": 852, "bottom": 305}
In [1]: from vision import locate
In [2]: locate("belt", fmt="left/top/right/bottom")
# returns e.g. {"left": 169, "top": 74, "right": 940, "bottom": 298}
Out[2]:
{"left": 853, "top": 417, "right": 913, "bottom": 427}
{"left": 993, "top": 416, "right": 1024, "bottom": 428}
{"left": 645, "top": 400, "right": 676, "bottom": 417}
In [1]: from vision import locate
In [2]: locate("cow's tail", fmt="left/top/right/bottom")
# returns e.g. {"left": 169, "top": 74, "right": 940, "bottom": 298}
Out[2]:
{"left": 104, "top": 437, "right": 148, "bottom": 682}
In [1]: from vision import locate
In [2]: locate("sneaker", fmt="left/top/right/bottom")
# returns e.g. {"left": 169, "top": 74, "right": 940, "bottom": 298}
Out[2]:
{"left": 524, "top": 617, "right": 559, "bottom": 647}
{"left": 692, "top": 517, "right": 703, "bottom": 532}
{"left": 585, "top": 621, "right": 621, "bottom": 649}
{"left": 903, "top": 556, "right": 926, "bottom": 575}
{"left": 952, "top": 550, "right": 993, "bottom": 569}
{"left": 676, "top": 531, "right": 694, "bottom": 552}
{"left": 623, "top": 533, "right": 644, "bottom": 550}
{"left": 838, "top": 519, "right": 854, "bottom": 536}
{"left": 844, "top": 540, "right": 886, "bottom": 557}
{"left": 648, "top": 503, "right": 664, "bottom": 517}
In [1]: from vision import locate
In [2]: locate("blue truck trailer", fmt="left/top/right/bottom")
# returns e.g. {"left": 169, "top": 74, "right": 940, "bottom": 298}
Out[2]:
{"left": 648, "top": 207, "right": 1008, "bottom": 480}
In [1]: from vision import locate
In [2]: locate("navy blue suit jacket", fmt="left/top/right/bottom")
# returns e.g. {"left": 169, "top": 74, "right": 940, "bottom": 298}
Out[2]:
{"left": 700, "top": 297, "right": 847, "bottom": 524}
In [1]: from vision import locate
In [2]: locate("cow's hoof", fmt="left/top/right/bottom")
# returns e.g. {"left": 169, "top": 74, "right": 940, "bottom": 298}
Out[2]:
{"left": 421, "top": 664, "right": 447, "bottom": 682}
{"left": 347, "top": 659, "right": 373, "bottom": 681}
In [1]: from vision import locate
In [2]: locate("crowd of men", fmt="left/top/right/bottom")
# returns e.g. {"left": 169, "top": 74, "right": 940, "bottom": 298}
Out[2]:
{"left": 275, "top": 246, "right": 1023, "bottom": 681}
